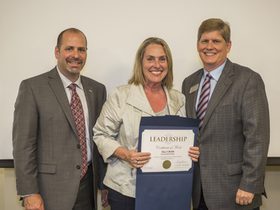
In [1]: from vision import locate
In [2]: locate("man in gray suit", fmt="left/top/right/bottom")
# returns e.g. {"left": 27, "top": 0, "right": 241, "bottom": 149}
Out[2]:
{"left": 182, "top": 18, "right": 269, "bottom": 210}
{"left": 13, "top": 28, "right": 107, "bottom": 210}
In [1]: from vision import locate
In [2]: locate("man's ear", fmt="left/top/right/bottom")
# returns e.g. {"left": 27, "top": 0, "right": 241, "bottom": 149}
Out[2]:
{"left": 54, "top": 47, "right": 59, "bottom": 59}
{"left": 226, "top": 41, "right": 232, "bottom": 53}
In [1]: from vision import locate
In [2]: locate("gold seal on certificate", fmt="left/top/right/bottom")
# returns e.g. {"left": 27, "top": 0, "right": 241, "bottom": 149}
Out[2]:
{"left": 162, "top": 160, "right": 171, "bottom": 169}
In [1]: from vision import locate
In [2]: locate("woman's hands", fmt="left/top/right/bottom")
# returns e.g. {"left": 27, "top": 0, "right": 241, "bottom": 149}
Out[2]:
{"left": 114, "top": 145, "right": 199, "bottom": 168}
{"left": 127, "top": 150, "right": 151, "bottom": 168}
{"left": 114, "top": 147, "right": 151, "bottom": 168}
{"left": 188, "top": 146, "right": 200, "bottom": 162}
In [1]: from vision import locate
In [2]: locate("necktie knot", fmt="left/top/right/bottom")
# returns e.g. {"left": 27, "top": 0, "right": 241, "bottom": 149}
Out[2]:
{"left": 206, "top": 73, "right": 212, "bottom": 81}
{"left": 68, "top": 83, "right": 77, "bottom": 91}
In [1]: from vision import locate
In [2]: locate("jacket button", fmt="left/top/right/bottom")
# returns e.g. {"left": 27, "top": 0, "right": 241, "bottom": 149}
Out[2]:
{"left": 76, "top": 165, "right": 81, "bottom": 169}
{"left": 77, "top": 144, "right": 80, "bottom": 149}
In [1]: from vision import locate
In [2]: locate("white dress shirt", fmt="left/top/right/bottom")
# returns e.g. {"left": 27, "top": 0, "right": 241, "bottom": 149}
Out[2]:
{"left": 57, "top": 68, "right": 92, "bottom": 163}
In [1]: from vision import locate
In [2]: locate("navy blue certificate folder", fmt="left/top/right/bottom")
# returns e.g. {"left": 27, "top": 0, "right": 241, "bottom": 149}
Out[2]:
{"left": 135, "top": 116, "right": 199, "bottom": 210}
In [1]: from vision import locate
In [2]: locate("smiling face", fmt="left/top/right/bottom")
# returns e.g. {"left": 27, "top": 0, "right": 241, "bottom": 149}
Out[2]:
{"left": 55, "top": 31, "right": 87, "bottom": 81}
{"left": 197, "top": 30, "right": 231, "bottom": 71}
{"left": 142, "top": 44, "right": 168, "bottom": 87}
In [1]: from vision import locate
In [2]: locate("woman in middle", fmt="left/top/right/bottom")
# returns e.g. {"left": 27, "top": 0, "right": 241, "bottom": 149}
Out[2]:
{"left": 93, "top": 37, "right": 199, "bottom": 210}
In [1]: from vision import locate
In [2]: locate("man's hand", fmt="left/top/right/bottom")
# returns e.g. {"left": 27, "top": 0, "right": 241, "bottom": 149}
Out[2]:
{"left": 23, "top": 194, "right": 44, "bottom": 210}
{"left": 101, "top": 189, "right": 109, "bottom": 208}
{"left": 235, "top": 189, "right": 254, "bottom": 205}
{"left": 188, "top": 146, "right": 200, "bottom": 162}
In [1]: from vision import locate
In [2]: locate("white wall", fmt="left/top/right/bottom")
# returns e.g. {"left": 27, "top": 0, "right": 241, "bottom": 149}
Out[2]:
{"left": 1, "top": 1, "right": 279, "bottom": 209}
{"left": 1, "top": 0, "right": 279, "bottom": 159}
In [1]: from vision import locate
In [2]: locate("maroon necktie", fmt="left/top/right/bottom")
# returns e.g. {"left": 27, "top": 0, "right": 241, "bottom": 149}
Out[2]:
{"left": 68, "top": 83, "right": 88, "bottom": 178}
{"left": 197, "top": 73, "right": 212, "bottom": 129}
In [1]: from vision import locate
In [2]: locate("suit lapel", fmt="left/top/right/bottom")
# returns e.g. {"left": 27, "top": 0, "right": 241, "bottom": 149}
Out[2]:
{"left": 47, "top": 68, "right": 78, "bottom": 137}
{"left": 164, "top": 87, "right": 184, "bottom": 115}
{"left": 126, "top": 84, "right": 154, "bottom": 116}
{"left": 81, "top": 76, "right": 95, "bottom": 136}
{"left": 186, "top": 70, "right": 203, "bottom": 118}
{"left": 201, "top": 61, "right": 234, "bottom": 131}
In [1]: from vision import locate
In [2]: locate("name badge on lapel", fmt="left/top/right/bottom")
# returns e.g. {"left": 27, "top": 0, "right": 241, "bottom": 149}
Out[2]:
{"left": 189, "top": 84, "right": 199, "bottom": 94}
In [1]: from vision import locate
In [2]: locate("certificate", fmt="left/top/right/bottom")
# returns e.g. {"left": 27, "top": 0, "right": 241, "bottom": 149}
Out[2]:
{"left": 141, "top": 129, "right": 194, "bottom": 172}
{"left": 136, "top": 116, "right": 198, "bottom": 210}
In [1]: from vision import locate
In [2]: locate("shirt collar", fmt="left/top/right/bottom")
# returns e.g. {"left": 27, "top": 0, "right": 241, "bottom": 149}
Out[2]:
{"left": 203, "top": 59, "right": 227, "bottom": 82}
{"left": 56, "top": 66, "right": 83, "bottom": 90}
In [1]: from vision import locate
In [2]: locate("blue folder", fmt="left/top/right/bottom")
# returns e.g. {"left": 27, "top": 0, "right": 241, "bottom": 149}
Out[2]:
{"left": 135, "top": 116, "right": 199, "bottom": 210}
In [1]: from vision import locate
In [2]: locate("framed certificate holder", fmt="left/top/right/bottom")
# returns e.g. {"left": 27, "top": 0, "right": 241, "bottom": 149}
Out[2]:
{"left": 135, "top": 115, "right": 199, "bottom": 210}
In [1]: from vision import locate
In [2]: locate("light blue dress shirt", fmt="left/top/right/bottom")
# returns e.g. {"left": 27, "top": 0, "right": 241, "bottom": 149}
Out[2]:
{"left": 195, "top": 60, "right": 227, "bottom": 110}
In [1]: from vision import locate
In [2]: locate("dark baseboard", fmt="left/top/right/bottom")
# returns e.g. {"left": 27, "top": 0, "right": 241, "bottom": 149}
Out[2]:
{"left": 266, "top": 157, "right": 280, "bottom": 166}
{"left": 0, "top": 159, "right": 14, "bottom": 168}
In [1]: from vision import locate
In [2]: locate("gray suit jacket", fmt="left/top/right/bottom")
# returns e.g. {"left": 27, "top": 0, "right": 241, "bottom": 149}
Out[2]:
{"left": 12, "top": 68, "right": 107, "bottom": 210}
{"left": 182, "top": 60, "right": 269, "bottom": 210}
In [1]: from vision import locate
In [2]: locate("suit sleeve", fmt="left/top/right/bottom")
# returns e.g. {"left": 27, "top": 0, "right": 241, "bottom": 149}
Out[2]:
{"left": 239, "top": 72, "right": 270, "bottom": 193}
{"left": 12, "top": 80, "right": 39, "bottom": 195}
{"left": 96, "top": 85, "right": 108, "bottom": 189}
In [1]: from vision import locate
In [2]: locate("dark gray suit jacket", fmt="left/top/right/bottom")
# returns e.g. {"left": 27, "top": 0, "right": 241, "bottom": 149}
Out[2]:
{"left": 182, "top": 60, "right": 269, "bottom": 210}
{"left": 12, "top": 68, "right": 107, "bottom": 210}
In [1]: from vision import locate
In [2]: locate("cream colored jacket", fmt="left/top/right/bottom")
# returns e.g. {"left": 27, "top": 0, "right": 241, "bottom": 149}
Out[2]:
{"left": 93, "top": 84, "right": 186, "bottom": 197}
